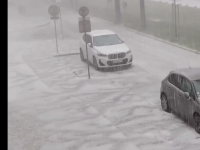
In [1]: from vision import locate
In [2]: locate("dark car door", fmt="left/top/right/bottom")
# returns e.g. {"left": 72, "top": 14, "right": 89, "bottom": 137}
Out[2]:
{"left": 179, "top": 76, "right": 197, "bottom": 123}
{"left": 170, "top": 74, "right": 184, "bottom": 115}
{"left": 167, "top": 73, "right": 179, "bottom": 111}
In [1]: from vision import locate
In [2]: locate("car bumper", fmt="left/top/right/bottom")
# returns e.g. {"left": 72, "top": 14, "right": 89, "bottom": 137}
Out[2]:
{"left": 97, "top": 54, "right": 132, "bottom": 68}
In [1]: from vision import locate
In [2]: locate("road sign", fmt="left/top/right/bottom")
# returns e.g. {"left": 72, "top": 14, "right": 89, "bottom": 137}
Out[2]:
{"left": 50, "top": 16, "right": 59, "bottom": 19}
{"left": 78, "top": 6, "right": 89, "bottom": 17}
{"left": 78, "top": 17, "right": 91, "bottom": 33}
{"left": 78, "top": 16, "right": 90, "bottom": 21}
{"left": 48, "top": 5, "right": 60, "bottom": 17}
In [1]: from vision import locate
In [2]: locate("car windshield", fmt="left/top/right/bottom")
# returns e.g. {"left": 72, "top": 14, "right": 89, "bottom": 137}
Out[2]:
{"left": 93, "top": 34, "right": 122, "bottom": 47}
{"left": 193, "top": 80, "right": 200, "bottom": 100}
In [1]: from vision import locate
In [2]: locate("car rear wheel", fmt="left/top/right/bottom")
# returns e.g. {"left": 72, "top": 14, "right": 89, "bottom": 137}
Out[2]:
{"left": 161, "top": 94, "right": 171, "bottom": 113}
{"left": 80, "top": 49, "right": 85, "bottom": 62}
{"left": 194, "top": 113, "right": 200, "bottom": 134}
{"left": 93, "top": 57, "right": 99, "bottom": 70}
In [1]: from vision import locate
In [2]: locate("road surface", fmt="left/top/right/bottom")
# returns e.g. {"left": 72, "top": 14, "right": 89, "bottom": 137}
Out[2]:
{"left": 8, "top": 7, "right": 200, "bottom": 150}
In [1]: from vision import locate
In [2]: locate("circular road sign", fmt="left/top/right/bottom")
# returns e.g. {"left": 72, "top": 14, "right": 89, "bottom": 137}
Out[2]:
{"left": 48, "top": 5, "right": 60, "bottom": 17}
{"left": 78, "top": 6, "right": 89, "bottom": 17}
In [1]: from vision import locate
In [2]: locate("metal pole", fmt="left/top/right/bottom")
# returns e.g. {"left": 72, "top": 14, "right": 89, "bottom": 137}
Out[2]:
{"left": 59, "top": 5, "right": 64, "bottom": 39}
{"left": 174, "top": 0, "right": 178, "bottom": 39}
{"left": 172, "top": 2, "right": 174, "bottom": 37}
{"left": 85, "top": 32, "right": 90, "bottom": 79}
{"left": 54, "top": 18, "right": 59, "bottom": 53}
{"left": 177, "top": 3, "right": 180, "bottom": 39}
{"left": 140, "top": 0, "right": 146, "bottom": 30}
{"left": 74, "top": 0, "right": 77, "bottom": 11}
{"left": 115, "top": 0, "right": 121, "bottom": 24}
{"left": 17, "top": 0, "right": 20, "bottom": 13}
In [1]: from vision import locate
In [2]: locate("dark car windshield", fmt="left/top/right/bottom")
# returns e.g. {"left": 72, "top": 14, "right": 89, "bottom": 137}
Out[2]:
{"left": 193, "top": 80, "right": 200, "bottom": 100}
{"left": 93, "top": 34, "right": 122, "bottom": 47}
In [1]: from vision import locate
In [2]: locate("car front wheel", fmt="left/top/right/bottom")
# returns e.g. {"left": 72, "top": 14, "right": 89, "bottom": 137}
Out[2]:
{"left": 194, "top": 113, "right": 200, "bottom": 134}
{"left": 161, "top": 94, "right": 171, "bottom": 113}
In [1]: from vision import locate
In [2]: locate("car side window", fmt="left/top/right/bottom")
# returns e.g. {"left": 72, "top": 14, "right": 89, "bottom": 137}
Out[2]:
{"left": 180, "top": 76, "right": 195, "bottom": 99}
{"left": 169, "top": 74, "right": 180, "bottom": 89}
{"left": 168, "top": 74, "right": 173, "bottom": 84}
{"left": 86, "top": 35, "right": 92, "bottom": 44}
{"left": 176, "top": 75, "right": 182, "bottom": 89}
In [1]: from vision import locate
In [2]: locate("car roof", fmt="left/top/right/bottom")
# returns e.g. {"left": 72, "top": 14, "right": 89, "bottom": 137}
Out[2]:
{"left": 88, "top": 30, "right": 116, "bottom": 37}
{"left": 171, "top": 68, "right": 200, "bottom": 80}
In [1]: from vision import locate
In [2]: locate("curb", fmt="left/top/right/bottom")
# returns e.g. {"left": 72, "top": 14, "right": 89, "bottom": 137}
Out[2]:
{"left": 91, "top": 16, "right": 200, "bottom": 54}
{"left": 73, "top": 71, "right": 88, "bottom": 77}
{"left": 33, "top": 22, "right": 51, "bottom": 28}
{"left": 53, "top": 53, "right": 80, "bottom": 57}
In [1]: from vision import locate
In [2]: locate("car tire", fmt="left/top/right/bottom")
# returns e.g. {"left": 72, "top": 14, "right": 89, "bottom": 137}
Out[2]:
{"left": 161, "top": 94, "right": 171, "bottom": 113}
{"left": 127, "top": 63, "right": 132, "bottom": 67}
{"left": 195, "top": 124, "right": 200, "bottom": 134}
{"left": 194, "top": 113, "right": 200, "bottom": 134}
{"left": 80, "top": 49, "right": 85, "bottom": 62}
{"left": 93, "top": 57, "right": 99, "bottom": 70}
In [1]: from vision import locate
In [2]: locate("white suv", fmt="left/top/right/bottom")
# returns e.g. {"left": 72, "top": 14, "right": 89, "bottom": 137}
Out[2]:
{"left": 79, "top": 30, "right": 132, "bottom": 70}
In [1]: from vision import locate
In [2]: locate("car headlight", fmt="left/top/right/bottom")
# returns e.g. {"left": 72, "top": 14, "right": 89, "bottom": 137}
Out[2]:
{"left": 97, "top": 52, "right": 107, "bottom": 57}
{"left": 126, "top": 50, "right": 131, "bottom": 54}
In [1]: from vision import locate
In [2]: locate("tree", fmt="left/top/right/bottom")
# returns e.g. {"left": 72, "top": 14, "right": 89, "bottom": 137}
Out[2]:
{"left": 115, "top": 0, "right": 121, "bottom": 24}
{"left": 140, "top": 0, "right": 146, "bottom": 30}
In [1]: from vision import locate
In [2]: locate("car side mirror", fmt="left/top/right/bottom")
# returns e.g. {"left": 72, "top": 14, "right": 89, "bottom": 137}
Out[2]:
{"left": 87, "top": 43, "right": 92, "bottom": 47}
{"left": 184, "top": 92, "right": 190, "bottom": 100}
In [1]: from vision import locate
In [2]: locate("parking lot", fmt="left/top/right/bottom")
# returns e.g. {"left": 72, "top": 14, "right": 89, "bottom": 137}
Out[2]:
{"left": 8, "top": 7, "right": 200, "bottom": 150}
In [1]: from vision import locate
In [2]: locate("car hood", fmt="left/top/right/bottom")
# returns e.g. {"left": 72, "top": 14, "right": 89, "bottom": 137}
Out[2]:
{"left": 94, "top": 44, "right": 129, "bottom": 55}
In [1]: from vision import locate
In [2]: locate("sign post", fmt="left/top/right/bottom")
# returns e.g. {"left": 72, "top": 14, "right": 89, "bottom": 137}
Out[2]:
{"left": 78, "top": 6, "right": 91, "bottom": 79}
{"left": 48, "top": 5, "right": 60, "bottom": 54}
{"left": 56, "top": 0, "right": 64, "bottom": 39}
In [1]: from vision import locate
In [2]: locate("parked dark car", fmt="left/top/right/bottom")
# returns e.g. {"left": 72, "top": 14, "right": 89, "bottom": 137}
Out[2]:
{"left": 160, "top": 68, "right": 200, "bottom": 134}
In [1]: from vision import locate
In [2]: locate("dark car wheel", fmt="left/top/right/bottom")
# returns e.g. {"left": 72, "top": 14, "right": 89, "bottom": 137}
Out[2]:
{"left": 161, "top": 94, "right": 171, "bottom": 113}
{"left": 195, "top": 124, "right": 200, "bottom": 134}
{"left": 127, "top": 63, "right": 132, "bottom": 68}
{"left": 80, "top": 49, "right": 85, "bottom": 62}
{"left": 93, "top": 57, "right": 99, "bottom": 70}
{"left": 194, "top": 113, "right": 200, "bottom": 134}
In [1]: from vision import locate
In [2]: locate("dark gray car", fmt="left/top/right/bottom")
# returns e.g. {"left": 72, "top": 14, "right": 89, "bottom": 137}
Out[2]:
{"left": 160, "top": 68, "right": 200, "bottom": 134}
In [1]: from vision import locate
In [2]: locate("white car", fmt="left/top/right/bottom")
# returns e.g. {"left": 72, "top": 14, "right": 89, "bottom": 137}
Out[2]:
{"left": 79, "top": 30, "right": 132, "bottom": 70}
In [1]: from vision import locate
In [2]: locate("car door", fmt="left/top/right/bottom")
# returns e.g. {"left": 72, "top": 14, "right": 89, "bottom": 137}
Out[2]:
{"left": 174, "top": 74, "right": 187, "bottom": 117}
{"left": 179, "top": 76, "right": 196, "bottom": 122}
{"left": 166, "top": 73, "right": 179, "bottom": 111}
